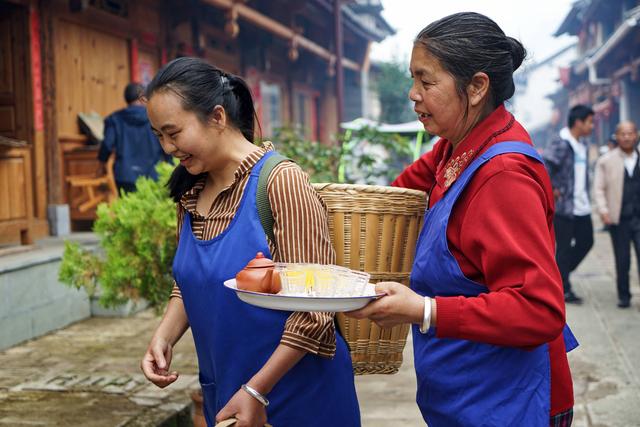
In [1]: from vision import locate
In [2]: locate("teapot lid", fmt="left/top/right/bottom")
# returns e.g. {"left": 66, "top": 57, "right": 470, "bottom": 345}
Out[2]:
{"left": 244, "top": 252, "right": 275, "bottom": 269}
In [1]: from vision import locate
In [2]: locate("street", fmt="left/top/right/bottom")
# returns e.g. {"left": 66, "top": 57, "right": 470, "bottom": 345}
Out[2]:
{"left": 1, "top": 224, "right": 639, "bottom": 426}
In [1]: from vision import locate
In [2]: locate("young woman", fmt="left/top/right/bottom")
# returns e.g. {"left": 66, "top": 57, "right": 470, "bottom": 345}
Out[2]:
{"left": 349, "top": 12, "right": 578, "bottom": 426}
{"left": 139, "top": 57, "right": 360, "bottom": 427}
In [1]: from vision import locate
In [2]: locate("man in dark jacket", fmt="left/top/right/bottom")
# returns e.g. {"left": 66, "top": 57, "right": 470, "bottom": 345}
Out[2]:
{"left": 543, "top": 104, "right": 595, "bottom": 304}
{"left": 98, "top": 83, "right": 170, "bottom": 193}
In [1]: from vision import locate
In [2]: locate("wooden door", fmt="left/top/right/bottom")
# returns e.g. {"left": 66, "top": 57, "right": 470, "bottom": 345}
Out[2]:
{"left": 0, "top": 3, "right": 34, "bottom": 245}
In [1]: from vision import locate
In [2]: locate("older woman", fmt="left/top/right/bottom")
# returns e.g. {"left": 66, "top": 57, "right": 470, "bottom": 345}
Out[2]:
{"left": 348, "top": 12, "right": 577, "bottom": 426}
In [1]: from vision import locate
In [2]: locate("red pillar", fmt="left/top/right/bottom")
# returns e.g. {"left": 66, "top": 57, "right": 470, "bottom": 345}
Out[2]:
{"left": 30, "top": 6, "right": 44, "bottom": 132}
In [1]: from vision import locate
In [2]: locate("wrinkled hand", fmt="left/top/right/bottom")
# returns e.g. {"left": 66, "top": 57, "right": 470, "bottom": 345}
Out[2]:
{"left": 600, "top": 212, "right": 612, "bottom": 225}
{"left": 216, "top": 387, "right": 267, "bottom": 427}
{"left": 140, "top": 336, "right": 179, "bottom": 388}
{"left": 345, "top": 282, "right": 424, "bottom": 328}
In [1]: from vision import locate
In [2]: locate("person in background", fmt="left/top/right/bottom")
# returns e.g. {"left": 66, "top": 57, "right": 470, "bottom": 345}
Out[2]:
{"left": 543, "top": 104, "right": 595, "bottom": 304}
{"left": 594, "top": 121, "right": 639, "bottom": 308}
{"left": 348, "top": 12, "right": 577, "bottom": 426}
{"left": 98, "top": 82, "right": 170, "bottom": 193}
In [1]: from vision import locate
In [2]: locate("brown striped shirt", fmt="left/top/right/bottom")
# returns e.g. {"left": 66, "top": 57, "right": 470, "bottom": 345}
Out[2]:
{"left": 171, "top": 142, "right": 337, "bottom": 357}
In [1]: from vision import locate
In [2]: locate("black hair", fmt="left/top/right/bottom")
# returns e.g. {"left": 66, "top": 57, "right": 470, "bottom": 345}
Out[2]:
{"left": 145, "top": 57, "right": 259, "bottom": 202}
{"left": 568, "top": 104, "right": 594, "bottom": 128}
{"left": 414, "top": 12, "right": 526, "bottom": 112}
{"left": 124, "top": 83, "right": 144, "bottom": 104}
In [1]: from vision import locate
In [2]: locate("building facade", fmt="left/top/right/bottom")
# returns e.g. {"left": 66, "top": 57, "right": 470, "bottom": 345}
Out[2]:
{"left": 0, "top": 0, "right": 392, "bottom": 245}
{"left": 554, "top": 0, "right": 640, "bottom": 145}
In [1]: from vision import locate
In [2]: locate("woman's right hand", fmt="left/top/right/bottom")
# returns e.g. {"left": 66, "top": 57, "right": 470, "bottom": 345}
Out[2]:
{"left": 141, "top": 336, "right": 179, "bottom": 388}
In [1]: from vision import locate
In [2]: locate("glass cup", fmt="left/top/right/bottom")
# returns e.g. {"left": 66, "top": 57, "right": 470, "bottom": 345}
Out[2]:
{"left": 348, "top": 270, "right": 371, "bottom": 297}
{"left": 273, "top": 263, "right": 288, "bottom": 294}
{"left": 282, "top": 264, "right": 307, "bottom": 295}
{"left": 314, "top": 269, "right": 338, "bottom": 297}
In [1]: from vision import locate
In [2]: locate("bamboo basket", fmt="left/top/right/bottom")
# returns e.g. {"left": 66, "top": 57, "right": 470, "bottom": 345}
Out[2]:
{"left": 313, "top": 183, "right": 427, "bottom": 375}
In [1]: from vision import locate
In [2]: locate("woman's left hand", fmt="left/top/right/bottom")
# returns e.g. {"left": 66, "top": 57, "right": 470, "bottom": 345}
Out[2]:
{"left": 345, "top": 282, "right": 425, "bottom": 328}
{"left": 216, "top": 387, "right": 267, "bottom": 427}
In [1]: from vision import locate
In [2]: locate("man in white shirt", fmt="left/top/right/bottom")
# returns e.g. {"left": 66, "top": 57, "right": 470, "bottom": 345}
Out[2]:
{"left": 543, "top": 105, "right": 595, "bottom": 304}
{"left": 594, "top": 121, "right": 639, "bottom": 308}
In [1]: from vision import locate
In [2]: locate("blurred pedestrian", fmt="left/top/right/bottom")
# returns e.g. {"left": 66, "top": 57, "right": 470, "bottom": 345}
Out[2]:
{"left": 348, "top": 12, "right": 577, "bottom": 426}
{"left": 594, "top": 121, "right": 639, "bottom": 308}
{"left": 543, "top": 104, "right": 595, "bottom": 304}
{"left": 98, "top": 82, "right": 170, "bottom": 193}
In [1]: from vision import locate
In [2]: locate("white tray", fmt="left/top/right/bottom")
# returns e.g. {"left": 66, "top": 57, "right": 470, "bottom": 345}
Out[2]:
{"left": 223, "top": 279, "right": 382, "bottom": 312}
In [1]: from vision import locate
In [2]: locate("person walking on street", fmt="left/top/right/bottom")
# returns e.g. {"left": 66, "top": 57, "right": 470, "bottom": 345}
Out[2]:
{"left": 98, "top": 82, "right": 170, "bottom": 193}
{"left": 594, "top": 121, "right": 639, "bottom": 308}
{"left": 543, "top": 104, "right": 595, "bottom": 304}
{"left": 348, "top": 12, "right": 577, "bottom": 426}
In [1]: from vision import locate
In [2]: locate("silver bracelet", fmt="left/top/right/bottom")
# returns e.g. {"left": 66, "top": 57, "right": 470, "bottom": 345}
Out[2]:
{"left": 241, "top": 384, "right": 269, "bottom": 407}
{"left": 419, "top": 296, "right": 432, "bottom": 334}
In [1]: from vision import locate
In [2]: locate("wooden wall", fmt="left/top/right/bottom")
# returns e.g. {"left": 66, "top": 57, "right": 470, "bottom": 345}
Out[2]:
{"left": 0, "top": 2, "right": 37, "bottom": 245}
{"left": 0, "top": 147, "right": 34, "bottom": 244}
{"left": 54, "top": 20, "right": 130, "bottom": 140}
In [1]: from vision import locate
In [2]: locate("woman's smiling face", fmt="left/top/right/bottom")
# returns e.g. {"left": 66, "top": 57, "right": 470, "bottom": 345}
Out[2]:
{"left": 146, "top": 90, "right": 220, "bottom": 176}
{"left": 408, "top": 45, "right": 468, "bottom": 143}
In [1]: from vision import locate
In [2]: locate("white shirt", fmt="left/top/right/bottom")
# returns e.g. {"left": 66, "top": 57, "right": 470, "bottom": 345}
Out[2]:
{"left": 560, "top": 127, "right": 591, "bottom": 216}
{"left": 623, "top": 150, "right": 638, "bottom": 177}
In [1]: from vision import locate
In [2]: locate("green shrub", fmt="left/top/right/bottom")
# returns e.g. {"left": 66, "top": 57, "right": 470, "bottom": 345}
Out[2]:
{"left": 340, "top": 126, "right": 414, "bottom": 185}
{"left": 270, "top": 126, "right": 413, "bottom": 185}
{"left": 270, "top": 127, "right": 342, "bottom": 182}
{"left": 59, "top": 162, "right": 177, "bottom": 313}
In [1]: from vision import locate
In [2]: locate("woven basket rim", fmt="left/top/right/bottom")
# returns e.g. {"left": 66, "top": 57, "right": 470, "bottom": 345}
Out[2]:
{"left": 312, "top": 182, "right": 426, "bottom": 198}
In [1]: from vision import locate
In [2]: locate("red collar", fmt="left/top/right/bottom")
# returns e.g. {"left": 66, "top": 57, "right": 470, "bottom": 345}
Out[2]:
{"left": 436, "top": 105, "right": 515, "bottom": 189}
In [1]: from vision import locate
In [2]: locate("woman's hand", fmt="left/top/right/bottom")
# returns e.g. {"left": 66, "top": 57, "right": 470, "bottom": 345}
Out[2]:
{"left": 140, "top": 336, "right": 179, "bottom": 388}
{"left": 346, "top": 282, "right": 425, "bottom": 328}
{"left": 216, "top": 387, "right": 267, "bottom": 427}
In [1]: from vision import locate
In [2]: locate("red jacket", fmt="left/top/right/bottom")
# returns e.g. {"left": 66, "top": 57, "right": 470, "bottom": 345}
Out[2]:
{"left": 393, "top": 105, "right": 574, "bottom": 415}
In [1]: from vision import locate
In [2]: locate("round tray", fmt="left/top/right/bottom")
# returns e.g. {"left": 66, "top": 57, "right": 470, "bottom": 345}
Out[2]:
{"left": 223, "top": 279, "right": 382, "bottom": 312}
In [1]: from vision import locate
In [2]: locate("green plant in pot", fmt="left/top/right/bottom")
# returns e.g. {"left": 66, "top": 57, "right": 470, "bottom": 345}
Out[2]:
{"left": 59, "top": 161, "right": 177, "bottom": 313}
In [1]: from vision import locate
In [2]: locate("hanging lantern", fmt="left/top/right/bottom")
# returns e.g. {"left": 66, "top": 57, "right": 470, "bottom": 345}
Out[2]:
{"left": 225, "top": 6, "right": 240, "bottom": 38}
{"left": 288, "top": 37, "right": 299, "bottom": 62}
{"left": 327, "top": 56, "right": 336, "bottom": 77}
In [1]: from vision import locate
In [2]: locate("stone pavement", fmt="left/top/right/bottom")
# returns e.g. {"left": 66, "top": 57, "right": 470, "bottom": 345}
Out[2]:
{"left": 1, "top": 225, "right": 640, "bottom": 426}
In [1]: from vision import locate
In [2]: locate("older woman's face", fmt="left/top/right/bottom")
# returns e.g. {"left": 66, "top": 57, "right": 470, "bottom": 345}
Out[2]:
{"left": 409, "top": 45, "right": 467, "bottom": 142}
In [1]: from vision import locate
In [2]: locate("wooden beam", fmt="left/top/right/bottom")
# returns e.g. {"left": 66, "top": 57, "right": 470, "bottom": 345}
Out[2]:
{"left": 39, "top": 0, "right": 63, "bottom": 204}
{"left": 334, "top": 0, "right": 344, "bottom": 125}
{"left": 202, "top": 0, "right": 360, "bottom": 71}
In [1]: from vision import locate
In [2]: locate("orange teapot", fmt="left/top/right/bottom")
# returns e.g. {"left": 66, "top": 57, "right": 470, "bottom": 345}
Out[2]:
{"left": 235, "top": 252, "right": 281, "bottom": 294}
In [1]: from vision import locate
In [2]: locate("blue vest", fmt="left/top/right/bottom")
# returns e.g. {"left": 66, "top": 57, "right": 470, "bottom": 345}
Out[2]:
{"left": 411, "top": 142, "right": 578, "bottom": 426}
{"left": 172, "top": 151, "right": 360, "bottom": 427}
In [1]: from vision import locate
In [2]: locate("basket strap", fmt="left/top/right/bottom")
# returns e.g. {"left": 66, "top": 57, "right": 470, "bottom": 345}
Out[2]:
{"left": 257, "top": 153, "right": 290, "bottom": 246}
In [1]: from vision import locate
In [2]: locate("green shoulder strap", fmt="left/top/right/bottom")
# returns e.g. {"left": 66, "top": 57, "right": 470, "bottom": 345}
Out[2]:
{"left": 257, "top": 153, "right": 290, "bottom": 246}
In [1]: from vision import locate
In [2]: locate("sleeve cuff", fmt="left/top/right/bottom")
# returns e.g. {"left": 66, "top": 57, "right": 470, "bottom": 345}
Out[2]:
{"left": 280, "top": 331, "right": 336, "bottom": 358}
{"left": 435, "top": 296, "right": 462, "bottom": 338}
{"left": 170, "top": 282, "right": 182, "bottom": 299}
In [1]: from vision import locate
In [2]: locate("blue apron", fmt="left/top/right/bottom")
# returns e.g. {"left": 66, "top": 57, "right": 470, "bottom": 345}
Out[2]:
{"left": 411, "top": 142, "right": 578, "bottom": 426}
{"left": 172, "top": 151, "right": 360, "bottom": 427}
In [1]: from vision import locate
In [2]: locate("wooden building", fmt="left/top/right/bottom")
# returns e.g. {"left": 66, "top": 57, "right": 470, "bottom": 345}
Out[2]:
{"left": 554, "top": 0, "right": 640, "bottom": 144}
{"left": 0, "top": 0, "right": 392, "bottom": 245}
